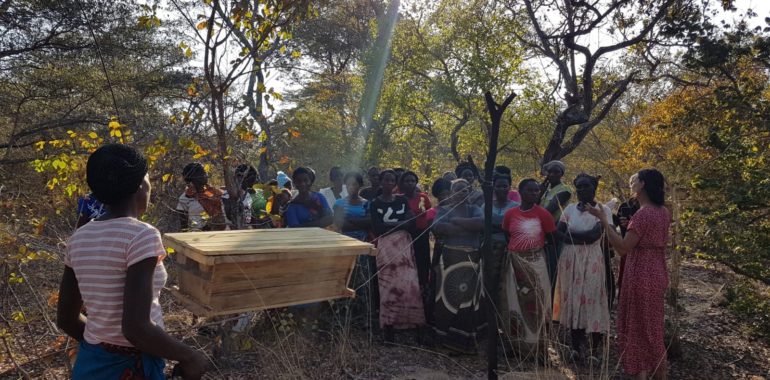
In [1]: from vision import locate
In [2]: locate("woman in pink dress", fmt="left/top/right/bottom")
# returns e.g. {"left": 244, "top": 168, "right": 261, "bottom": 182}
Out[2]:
{"left": 588, "top": 169, "right": 670, "bottom": 379}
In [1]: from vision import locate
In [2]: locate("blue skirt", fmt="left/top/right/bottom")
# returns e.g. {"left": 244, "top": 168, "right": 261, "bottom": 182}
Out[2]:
{"left": 72, "top": 341, "right": 165, "bottom": 380}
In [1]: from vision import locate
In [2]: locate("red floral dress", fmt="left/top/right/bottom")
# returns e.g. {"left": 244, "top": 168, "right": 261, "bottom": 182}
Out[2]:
{"left": 617, "top": 206, "right": 671, "bottom": 375}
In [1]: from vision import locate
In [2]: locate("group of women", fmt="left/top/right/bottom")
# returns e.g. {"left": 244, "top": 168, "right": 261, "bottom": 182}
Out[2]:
{"left": 62, "top": 143, "right": 671, "bottom": 380}
{"left": 327, "top": 161, "right": 671, "bottom": 380}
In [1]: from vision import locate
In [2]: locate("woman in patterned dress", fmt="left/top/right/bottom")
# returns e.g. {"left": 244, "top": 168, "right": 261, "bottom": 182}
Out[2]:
{"left": 500, "top": 178, "right": 556, "bottom": 362}
{"left": 500, "top": 178, "right": 557, "bottom": 362}
{"left": 588, "top": 169, "right": 670, "bottom": 379}
{"left": 370, "top": 169, "right": 424, "bottom": 342}
{"left": 554, "top": 174, "right": 612, "bottom": 364}
{"left": 431, "top": 179, "right": 485, "bottom": 353}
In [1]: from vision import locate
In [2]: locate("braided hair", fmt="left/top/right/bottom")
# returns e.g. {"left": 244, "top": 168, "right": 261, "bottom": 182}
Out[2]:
{"left": 86, "top": 144, "right": 148, "bottom": 206}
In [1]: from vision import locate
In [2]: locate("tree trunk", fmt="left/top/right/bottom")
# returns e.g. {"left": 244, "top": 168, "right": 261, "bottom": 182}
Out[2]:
{"left": 482, "top": 91, "right": 516, "bottom": 380}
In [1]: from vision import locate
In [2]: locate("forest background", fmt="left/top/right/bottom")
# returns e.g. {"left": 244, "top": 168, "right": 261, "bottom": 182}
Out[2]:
{"left": 0, "top": 0, "right": 769, "bottom": 378}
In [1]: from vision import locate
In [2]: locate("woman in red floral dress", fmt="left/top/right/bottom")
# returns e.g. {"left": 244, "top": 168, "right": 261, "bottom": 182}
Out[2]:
{"left": 589, "top": 169, "right": 670, "bottom": 379}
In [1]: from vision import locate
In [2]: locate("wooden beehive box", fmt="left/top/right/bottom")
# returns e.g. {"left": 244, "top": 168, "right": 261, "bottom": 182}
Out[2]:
{"left": 164, "top": 228, "right": 376, "bottom": 317}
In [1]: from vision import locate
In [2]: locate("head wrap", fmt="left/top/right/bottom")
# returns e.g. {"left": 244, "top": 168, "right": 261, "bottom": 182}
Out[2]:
{"left": 542, "top": 160, "right": 566, "bottom": 174}
{"left": 276, "top": 171, "right": 290, "bottom": 188}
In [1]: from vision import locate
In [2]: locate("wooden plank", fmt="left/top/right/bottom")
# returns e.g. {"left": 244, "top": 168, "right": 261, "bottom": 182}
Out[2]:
{"left": 169, "top": 286, "right": 215, "bottom": 316}
{"left": 164, "top": 228, "right": 342, "bottom": 245}
{"left": 184, "top": 240, "right": 370, "bottom": 253}
{"left": 207, "top": 256, "right": 356, "bottom": 293}
{"left": 163, "top": 228, "right": 374, "bottom": 260}
{"left": 168, "top": 233, "right": 357, "bottom": 244}
{"left": 171, "top": 244, "right": 372, "bottom": 265}
{"left": 210, "top": 279, "right": 351, "bottom": 312}
{"left": 170, "top": 286, "right": 355, "bottom": 317}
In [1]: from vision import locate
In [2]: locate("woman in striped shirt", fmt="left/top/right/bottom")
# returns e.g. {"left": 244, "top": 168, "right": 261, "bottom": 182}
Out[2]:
{"left": 57, "top": 144, "right": 207, "bottom": 380}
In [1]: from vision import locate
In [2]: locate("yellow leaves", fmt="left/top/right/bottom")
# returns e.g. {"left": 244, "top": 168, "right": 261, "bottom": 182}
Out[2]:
{"left": 165, "top": 247, "right": 175, "bottom": 255}
{"left": 108, "top": 117, "right": 121, "bottom": 131}
{"left": 192, "top": 145, "right": 209, "bottom": 159}
{"left": 108, "top": 116, "right": 127, "bottom": 142}
{"left": 179, "top": 42, "right": 193, "bottom": 59}
{"left": 11, "top": 311, "right": 25, "bottom": 322}
{"left": 162, "top": 173, "right": 172, "bottom": 182}
{"left": 8, "top": 271, "right": 23, "bottom": 285}
{"left": 258, "top": 131, "right": 268, "bottom": 142}
{"left": 291, "top": 50, "right": 301, "bottom": 59}
{"left": 51, "top": 159, "right": 67, "bottom": 170}
{"left": 87, "top": 131, "right": 98, "bottom": 139}
{"left": 196, "top": 20, "right": 208, "bottom": 30}
{"left": 138, "top": 15, "right": 161, "bottom": 29}
{"left": 46, "top": 177, "right": 59, "bottom": 190}
{"left": 34, "top": 141, "right": 45, "bottom": 151}
{"left": 235, "top": 124, "right": 255, "bottom": 141}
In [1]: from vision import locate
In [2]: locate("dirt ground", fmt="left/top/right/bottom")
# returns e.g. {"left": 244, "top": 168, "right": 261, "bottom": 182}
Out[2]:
{"left": 1, "top": 258, "right": 769, "bottom": 379}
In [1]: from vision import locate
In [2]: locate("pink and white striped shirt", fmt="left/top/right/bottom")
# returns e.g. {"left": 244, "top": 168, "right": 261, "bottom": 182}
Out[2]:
{"left": 64, "top": 217, "right": 167, "bottom": 347}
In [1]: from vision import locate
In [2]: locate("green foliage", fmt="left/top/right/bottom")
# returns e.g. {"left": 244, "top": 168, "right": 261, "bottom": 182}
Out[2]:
{"left": 725, "top": 279, "right": 770, "bottom": 342}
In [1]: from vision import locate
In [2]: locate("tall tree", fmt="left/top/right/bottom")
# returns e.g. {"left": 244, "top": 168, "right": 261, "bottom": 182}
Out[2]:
{"left": 171, "top": 0, "right": 311, "bottom": 227}
{"left": 506, "top": 0, "right": 710, "bottom": 164}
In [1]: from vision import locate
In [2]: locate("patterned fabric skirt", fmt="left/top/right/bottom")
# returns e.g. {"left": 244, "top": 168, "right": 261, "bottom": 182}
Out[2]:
{"left": 553, "top": 243, "right": 610, "bottom": 333}
{"left": 376, "top": 230, "right": 425, "bottom": 329}
{"left": 72, "top": 341, "right": 165, "bottom": 380}
{"left": 433, "top": 244, "right": 485, "bottom": 353}
{"left": 500, "top": 248, "right": 552, "bottom": 357}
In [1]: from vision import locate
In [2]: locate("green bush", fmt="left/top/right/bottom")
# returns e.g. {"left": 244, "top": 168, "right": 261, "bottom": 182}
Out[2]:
{"left": 725, "top": 279, "right": 770, "bottom": 342}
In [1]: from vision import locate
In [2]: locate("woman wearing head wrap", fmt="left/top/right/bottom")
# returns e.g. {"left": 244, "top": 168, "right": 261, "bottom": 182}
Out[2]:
{"left": 176, "top": 162, "right": 227, "bottom": 231}
{"left": 588, "top": 169, "right": 670, "bottom": 379}
{"left": 554, "top": 174, "right": 612, "bottom": 365}
{"left": 431, "top": 179, "right": 485, "bottom": 354}
{"left": 57, "top": 144, "right": 208, "bottom": 380}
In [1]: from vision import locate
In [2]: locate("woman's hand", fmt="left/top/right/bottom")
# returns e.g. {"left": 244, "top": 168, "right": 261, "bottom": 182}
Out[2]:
{"left": 177, "top": 350, "right": 209, "bottom": 380}
{"left": 587, "top": 204, "right": 608, "bottom": 224}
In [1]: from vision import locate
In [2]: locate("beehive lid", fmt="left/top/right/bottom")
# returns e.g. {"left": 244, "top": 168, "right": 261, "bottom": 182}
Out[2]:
{"left": 163, "top": 228, "right": 376, "bottom": 265}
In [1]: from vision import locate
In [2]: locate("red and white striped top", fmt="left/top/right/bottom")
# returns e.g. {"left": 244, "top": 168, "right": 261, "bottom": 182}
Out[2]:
{"left": 64, "top": 217, "right": 167, "bottom": 347}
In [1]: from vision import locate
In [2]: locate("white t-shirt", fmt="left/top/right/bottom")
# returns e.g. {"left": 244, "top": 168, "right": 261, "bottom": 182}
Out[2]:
{"left": 559, "top": 203, "right": 613, "bottom": 246}
{"left": 319, "top": 185, "right": 348, "bottom": 215}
